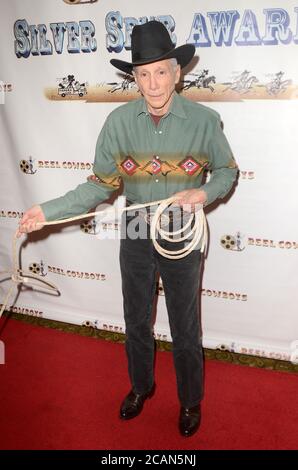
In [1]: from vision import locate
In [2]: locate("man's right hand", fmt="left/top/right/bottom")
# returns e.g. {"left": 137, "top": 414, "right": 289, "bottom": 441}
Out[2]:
{"left": 17, "top": 205, "right": 46, "bottom": 238}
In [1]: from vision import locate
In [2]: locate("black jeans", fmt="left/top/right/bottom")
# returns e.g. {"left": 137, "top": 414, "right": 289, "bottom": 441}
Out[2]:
{"left": 119, "top": 212, "right": 204, "bottom": 408}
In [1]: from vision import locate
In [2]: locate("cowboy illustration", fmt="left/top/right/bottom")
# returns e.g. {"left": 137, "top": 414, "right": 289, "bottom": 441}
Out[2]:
{"left": 182, "top": 69, "right": 216, "bottom": 92}
{"left": 107, "top": 74, "right": 138, "bottom": 93}
{"left": 265, "top": 71, "right": 292, "bottom": 95}
{"left": 224, "top": 70, "right": 258, "bottom": 94}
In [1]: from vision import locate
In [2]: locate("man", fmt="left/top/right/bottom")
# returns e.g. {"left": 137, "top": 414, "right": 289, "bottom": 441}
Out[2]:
{"left": 18, "top": 21, "right": 238, "bottom": 437}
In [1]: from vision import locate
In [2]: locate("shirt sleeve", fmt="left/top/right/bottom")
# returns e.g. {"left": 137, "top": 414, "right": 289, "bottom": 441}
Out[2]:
{"left": 40, "top": 118, "right": 121, "bottom": 222}
{"left": 200, "top": 116, "right": 238, "bottom": 206}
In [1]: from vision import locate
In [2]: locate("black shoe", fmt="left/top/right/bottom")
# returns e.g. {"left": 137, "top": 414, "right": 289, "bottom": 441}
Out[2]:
{"left": 179, "top": 403, "right": 201, "bottom": 437}
{"left": 120, "top": 384, "right": 155, "bottom": 420}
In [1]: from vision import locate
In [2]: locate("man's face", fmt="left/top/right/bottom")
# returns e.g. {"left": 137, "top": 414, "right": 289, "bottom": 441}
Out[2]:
{"left": 134, "top": 59, "right": 181, "bottom": 116}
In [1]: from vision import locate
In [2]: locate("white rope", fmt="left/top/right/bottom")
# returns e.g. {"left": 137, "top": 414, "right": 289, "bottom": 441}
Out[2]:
{"left": 0, "top": 197, "right": 207, "bottom": 318}
{"left": 149, "top": 197, "right": 207, "bottom": 259}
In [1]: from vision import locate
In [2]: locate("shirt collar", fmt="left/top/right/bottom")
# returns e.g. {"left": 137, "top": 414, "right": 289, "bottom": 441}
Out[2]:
{"left": 136, "top": 91, "right": 187, "bottom": 120}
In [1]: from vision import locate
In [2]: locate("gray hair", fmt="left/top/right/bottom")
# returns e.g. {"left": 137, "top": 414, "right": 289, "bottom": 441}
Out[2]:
{"left": 169, "top": 58, "right": 178, "bottom": 70}
{"left": 133, "top": 57, "right": 179, "bottom": 75}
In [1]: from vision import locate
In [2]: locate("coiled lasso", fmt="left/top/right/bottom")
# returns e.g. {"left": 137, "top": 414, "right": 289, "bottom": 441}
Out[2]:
{"left": 0, "top": 196, "right": 207, "bottom": 318}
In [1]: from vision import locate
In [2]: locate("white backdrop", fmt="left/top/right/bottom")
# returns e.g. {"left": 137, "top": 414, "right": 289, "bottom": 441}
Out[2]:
{"left": 1, "top": 0, "right": 298, "bottom": 363}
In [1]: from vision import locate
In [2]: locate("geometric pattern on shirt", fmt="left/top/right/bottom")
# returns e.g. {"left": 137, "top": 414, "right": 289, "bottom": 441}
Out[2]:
{"left": 120, "top": 156, "right": 140, "bottom": 175}
{"left": 87, "top": 174, "right": 121, "bottom": 188}
{"left": 140, "top": 157, "right": 176, "bottom": 176}
{"left": 178, "top": 156, "right": 207, "bottom": 176}
{"left": 151, "top": 157, "right": 161, "bottom": 174}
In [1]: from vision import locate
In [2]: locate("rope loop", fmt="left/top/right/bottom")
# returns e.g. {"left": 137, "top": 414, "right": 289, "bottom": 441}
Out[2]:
{"left": 0, "top": 197, "right": 207, "bottom": 318}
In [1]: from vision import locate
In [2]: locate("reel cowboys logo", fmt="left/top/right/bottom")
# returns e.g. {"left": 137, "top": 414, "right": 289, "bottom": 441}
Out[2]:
{"left": 3, "top": 305, "right": 43, "bottom": 317}
{"left": 82, "top": 320, "right": 124, "bottom": 335}
{"left": 82, "top": 319, "right": 99, "bottom": 328}
{"left": 28, "top": 260, "right": 47, "bottom": 276}
{"left": 0, "top": 209, "right": 23, "bottom": 219}
{"left": 220, "top": 232, "right": 245, "bottom": 251}
{"left": 80, "top": 218, "right": 97, "bottom": 234}
{"left": 20, "top": 157, "right": 93, "bottom": 173}
{"left": 80, "top": 217, "right": 120, "bottom": 235}
{"left": 19, "top": 156, "right": 37, "bottom": 174}
{"left": 221, "top": 234, "right": 298, "bottom": 251}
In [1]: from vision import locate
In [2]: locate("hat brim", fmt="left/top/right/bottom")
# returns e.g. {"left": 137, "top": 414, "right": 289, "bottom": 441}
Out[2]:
{"left": 110, "top": 44, "right": 196, "bottom": 75}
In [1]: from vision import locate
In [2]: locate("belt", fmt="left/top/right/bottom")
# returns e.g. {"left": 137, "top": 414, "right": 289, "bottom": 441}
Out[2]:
{"left": 125, "top": 199, "right": 191, "bottom": 228}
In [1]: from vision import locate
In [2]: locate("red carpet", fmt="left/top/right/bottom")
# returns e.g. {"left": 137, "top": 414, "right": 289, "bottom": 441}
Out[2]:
{"left": 0, "top": 318, "right": 297, "bottom": 450}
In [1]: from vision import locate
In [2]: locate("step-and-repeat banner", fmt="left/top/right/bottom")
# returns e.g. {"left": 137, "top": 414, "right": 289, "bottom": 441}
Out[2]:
{"left": 1, "top": 0, "right": 297, "bottom": 362}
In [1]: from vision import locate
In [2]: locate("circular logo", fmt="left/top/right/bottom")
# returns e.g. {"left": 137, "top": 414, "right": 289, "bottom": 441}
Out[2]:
{"left": 19, "top": 159, "right": 30, "bottom": 174}
{"left": 80, "top": 221, "right": 93, "bottom": 233}
{"left": 29, "top": 262, "right": 41, "bottom": 274}
{"left": 220, "top": 234, "right": 236, "bottom": 250}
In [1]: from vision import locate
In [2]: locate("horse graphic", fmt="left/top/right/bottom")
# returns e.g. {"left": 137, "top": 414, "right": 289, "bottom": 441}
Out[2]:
{"left": 182, "top": 70, "right": 216, "bottom": 92}
{"left": 223, "top": 70, "right": 258, "bottom": 94}
{"left": 107, "top": 75, "right": 137, "bottom": 93}
{"left": 265, "top": 72, "right": 292, "bottom": 95}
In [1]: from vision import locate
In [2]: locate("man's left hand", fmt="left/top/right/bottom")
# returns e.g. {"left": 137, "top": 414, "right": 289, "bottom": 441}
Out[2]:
{"left": 173, "top": 188, "right": 207, "bottom": 212}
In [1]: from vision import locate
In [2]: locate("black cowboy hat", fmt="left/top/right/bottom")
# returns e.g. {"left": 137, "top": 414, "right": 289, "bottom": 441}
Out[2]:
{"left": 110, "top": 20, "right": 196, "bottom": 75}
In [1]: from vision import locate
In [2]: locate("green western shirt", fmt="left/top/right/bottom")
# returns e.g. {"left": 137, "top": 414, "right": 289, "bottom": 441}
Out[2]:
{"left": 41, "top": 92, "right": 237, "bottom": 221}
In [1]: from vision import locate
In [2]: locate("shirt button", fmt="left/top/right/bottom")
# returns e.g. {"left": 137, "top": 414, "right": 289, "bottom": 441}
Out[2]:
{"left": 154, "top": 130, "right": 157, "bottom": 134}
{"left": 159, "top": 131, "right": 162, "bottom": 134}
{"left": 155, "top": 179, "right": 159, "bottom": 183}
